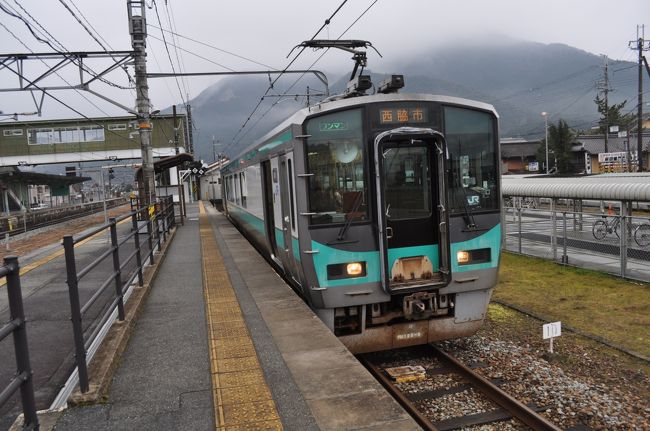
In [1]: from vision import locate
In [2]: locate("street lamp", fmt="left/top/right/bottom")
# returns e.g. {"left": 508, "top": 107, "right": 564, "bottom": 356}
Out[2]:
{"left": 541, "top": 112, "right": 549, "bottom": 174}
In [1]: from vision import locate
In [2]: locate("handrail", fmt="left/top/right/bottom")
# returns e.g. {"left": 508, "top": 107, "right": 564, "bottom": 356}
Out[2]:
{"left": 0, "top": 256, "right": 39, "bottom": 430}
{"left": 76, "top": 247, "right": 115, "bottom": 281}
{"left": 63, "top": 196, "right": 176, "bottom": 393}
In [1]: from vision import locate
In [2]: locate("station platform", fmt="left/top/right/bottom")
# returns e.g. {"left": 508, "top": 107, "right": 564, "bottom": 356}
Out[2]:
{"left": 52, "top": 202, "right": 419, "bottom": 430}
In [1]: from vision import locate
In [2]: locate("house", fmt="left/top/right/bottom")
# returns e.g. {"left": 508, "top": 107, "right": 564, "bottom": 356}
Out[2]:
{"left": 574, "top": 132, "right": 650, "bottom": 174}
{"left": 500, "top": 138, "right": 542, "bottom": 174}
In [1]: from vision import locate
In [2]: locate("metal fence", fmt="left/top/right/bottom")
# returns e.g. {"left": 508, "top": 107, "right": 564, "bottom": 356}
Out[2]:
{"left": 503, "top": 202, "right": 650, "bottom": 282}
{"left": 0, "top": 257, "right": 38, "bottom": 430}
{"left": 63, "top": 196, "right": 175, "bottom": 393}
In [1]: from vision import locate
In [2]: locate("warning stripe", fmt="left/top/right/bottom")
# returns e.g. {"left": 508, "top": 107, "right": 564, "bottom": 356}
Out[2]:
{"left": 198, "top": 201, "right": 283, "bottom": 430}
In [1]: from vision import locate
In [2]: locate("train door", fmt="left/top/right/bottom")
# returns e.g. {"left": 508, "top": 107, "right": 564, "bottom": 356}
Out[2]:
{"left": 374, "top": 129, "right": 450, "bottom": 293}
{"left": 261, "top": 160, "right": 279, "bottom": 260}
{"left": 278, "top": 153, "right": 300, "bottom": 282}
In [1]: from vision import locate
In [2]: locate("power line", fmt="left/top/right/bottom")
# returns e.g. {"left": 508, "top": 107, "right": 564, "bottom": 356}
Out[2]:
{"left": 147, "top": 33, "right": 236, "bottom": 72}
{"left": 228, "top": 0, "right": 350, "bottom": 148}
{"left": 59, "top": 0, "right": 135, "bottom": 87}
{"left": 226, "top": 0, "right": 378, "bottom": 153}
{"left": 3, "top": 0, "right": 133, "bottom": 91}
{"left": 151, "top": 0, "right": 186, "bottom": 106}
{"left": 0, "top": 20, "right": 112, "bottom": 118}
{"left": 147, "top": 23, "right": 277, "bottom": 70}
{"left": 163, "top": 0, "right": 190, "bottom": 100}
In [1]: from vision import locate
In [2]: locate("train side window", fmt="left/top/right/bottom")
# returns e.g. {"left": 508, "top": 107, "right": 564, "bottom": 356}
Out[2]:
{"left": 288, "top": 159, "right": 296, "bottom": 230}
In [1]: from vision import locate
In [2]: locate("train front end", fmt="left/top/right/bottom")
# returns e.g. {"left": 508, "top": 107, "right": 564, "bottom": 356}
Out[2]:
{"left": 298, "top": 95, "right": 501, "bottom": 353}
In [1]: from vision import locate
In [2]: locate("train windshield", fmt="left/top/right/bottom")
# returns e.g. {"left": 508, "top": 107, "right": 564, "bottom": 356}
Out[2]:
{"left": 305, "top": 108, "right": 368, "bottom": 225}
{"left": 444, "top": 106, "right": 498, "bottom": 213}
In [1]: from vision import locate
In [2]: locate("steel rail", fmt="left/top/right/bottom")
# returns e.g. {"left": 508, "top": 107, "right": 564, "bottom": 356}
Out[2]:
{"left": 358, "top": 355, "right": 440, "bottom": 431}
{"left": 430, "top": 345, "right": 562, "bottom": 431}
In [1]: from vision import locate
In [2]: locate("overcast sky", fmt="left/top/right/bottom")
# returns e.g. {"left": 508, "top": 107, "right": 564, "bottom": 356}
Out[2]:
{"left": 1, "top": 0, "right": 648, "bottom": 124}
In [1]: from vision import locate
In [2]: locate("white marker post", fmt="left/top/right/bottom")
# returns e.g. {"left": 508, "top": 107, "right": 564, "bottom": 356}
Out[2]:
{"left": 542, "top": 321, "right": 562, "bottom": 354}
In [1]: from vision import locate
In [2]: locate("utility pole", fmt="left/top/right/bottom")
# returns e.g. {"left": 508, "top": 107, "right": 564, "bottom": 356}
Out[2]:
{"left": 173, "top": 105, "right": 179, "bottom": 155}
{"left": 186, "top": 101, "right": 194, "bottom": 154}
{"left": 630, "top": 25, "right": 650, "bottom": 171}
{"left": 597, "top": 56, "right": 610, "bottom": 153}
{"left": 127, "top": 1, "right": 156, "bottom": 206}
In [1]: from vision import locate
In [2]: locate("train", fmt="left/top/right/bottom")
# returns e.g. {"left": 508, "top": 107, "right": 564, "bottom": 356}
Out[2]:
{"left": 221, "top": 74, "right": 501, "bottom": 353}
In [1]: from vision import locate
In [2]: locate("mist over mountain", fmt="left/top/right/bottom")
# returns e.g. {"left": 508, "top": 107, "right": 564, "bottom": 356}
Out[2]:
{"left": 182, "top": 37, "right": 638, "bottom": 162}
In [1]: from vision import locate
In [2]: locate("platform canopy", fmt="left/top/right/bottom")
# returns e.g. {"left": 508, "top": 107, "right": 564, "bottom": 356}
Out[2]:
{"left": 0, "top": 168, "right": 89, "bottom": 188}
{"left": 501, "top": 173, "right": 650, "bottom": 202}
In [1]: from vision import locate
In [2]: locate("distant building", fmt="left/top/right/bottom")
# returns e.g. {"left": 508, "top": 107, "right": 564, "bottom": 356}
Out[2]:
{"left": 500, "top": 132, "right": 650, "bottom": 175}
{"left": 500, "top": 138, "right": 541, "bottom": 174}
{"left": 0, "top": 114, "right": 188, "bottom": 166}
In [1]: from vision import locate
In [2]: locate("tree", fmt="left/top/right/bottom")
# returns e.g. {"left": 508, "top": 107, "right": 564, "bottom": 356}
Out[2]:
{"left": 594, "top": 95, "right": 635, "bottom": 134}
{"left": 547, "top": 119, "right": 575, "bottom": 174}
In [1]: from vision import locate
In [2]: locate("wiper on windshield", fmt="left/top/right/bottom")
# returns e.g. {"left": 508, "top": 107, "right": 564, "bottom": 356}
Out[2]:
{"left": 459, "top": 186, "right": 478, "bottom": 230}
{"left": 335, "top": 191, "right": 364, "bottom": 241}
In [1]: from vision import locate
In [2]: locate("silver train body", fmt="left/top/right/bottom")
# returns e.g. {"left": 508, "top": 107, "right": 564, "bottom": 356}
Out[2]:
{"left": 221, "top": 93, "right": 501, "bottom": 353}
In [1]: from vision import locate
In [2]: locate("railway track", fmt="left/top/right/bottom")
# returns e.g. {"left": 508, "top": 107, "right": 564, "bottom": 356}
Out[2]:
{"left": 359, "top": 344, "right": 565, "bottom": 431}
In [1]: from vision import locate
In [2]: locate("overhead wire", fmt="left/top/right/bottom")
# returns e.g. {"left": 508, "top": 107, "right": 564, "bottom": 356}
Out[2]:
{"left": 0, "top": 19, "right": 113, "bottom": 118}
{"left": 151, "top": 0, "right": 187, "bottom": 107}
{"left": 147, "top": 23, "right": 278, "bottom": 70}
{"left": 4, "top": 0, "right": 133, "bottom": 91}
{"left": 163, "top": 0, "right": 190, "bottom": 100}
{"left": 226, "top": 0, "right": 378, "bottom": 153}
{"left": 60, "top": 0, "right": 136, "bottom": 89}
{"left": 228, "top": 0, "right": 350, "bottom": 148}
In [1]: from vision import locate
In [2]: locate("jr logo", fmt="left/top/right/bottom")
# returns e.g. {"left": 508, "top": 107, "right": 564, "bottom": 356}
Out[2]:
{"left": 466, "top": 195, "right": 480, "bottom": 206}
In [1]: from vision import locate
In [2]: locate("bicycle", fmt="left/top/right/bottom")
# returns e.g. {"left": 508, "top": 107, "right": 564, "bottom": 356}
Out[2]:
{"left": 593, "top": 216, "right": 650, "bottom": 247}
{"left": 592, "top": 216, "right": 620, "bottom": 240}
{"left": 634, "top": 221, "right": 650, "bottom": 247}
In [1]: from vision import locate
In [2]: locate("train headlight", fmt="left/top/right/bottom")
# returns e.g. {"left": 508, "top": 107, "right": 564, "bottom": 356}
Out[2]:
{"left": 457, "top": 249, "right": 491, "bottom": 265}
{"left": 327, "top": 262, "right": 367, "bottom": 280}
{"left": 457, "top": 251, "right": 470, "bottom": 264}
{"left": 346, "top": 262, "right": 363, "bottom": 276}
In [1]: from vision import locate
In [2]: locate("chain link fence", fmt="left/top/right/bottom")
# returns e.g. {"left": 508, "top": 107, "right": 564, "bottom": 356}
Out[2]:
{"left": 503, "top": 198, "right": 650, "bottom": 282}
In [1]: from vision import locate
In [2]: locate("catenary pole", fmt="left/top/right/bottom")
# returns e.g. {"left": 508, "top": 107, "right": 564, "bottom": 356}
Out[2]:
{"left": 127, "top": 1, "right": 156, "bottom": 206}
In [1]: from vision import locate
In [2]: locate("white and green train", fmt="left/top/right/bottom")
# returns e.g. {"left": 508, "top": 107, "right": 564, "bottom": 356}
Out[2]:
{"left": 221, "top": 89, "right": 501, "bottom": 353}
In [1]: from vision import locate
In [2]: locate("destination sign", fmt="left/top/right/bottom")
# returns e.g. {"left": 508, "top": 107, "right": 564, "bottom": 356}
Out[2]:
{"left": 319, "top": 121, "right": 348, "bottom": 132}
{"left": 379, "top": 107, "right": 428, "bottom": 124}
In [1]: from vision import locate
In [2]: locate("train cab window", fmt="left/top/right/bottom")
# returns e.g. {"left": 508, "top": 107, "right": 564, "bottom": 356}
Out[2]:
{"left": 305, "top": 108, "right": 368, "bottom": 225}
{"left": 444, "top": 107, "right": 498, "bottom": 214}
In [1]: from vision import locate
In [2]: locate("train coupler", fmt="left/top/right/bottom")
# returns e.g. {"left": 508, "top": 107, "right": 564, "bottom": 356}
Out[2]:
{"left": 403, "top": 292, "right": 435, "bottom": 320}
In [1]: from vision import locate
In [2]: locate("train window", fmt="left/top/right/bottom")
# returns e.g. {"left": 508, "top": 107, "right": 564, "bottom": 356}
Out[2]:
{"left": 382, "top": 147, "right": 432, "bottom": 219}
{"left": 305, "top": 108, "right": 368, "bottom": 225}
{"left": 240, "top": 172, "right": 246, "bottom": 207}
{"left": 288, "top": 159, "right": 296, "bottom": 230}
{"left": 444, "top": 107, "right": 498, "bottom": 213}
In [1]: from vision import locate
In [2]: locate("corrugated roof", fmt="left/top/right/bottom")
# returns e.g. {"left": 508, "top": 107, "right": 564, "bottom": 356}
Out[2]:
{"left": 502, "top": 173, "right": 650, "bottom": 202}
{"left": 576, "top": 133, "right": 650, "bottom": 154}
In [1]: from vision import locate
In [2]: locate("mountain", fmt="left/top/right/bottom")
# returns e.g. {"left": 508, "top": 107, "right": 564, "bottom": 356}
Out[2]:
{"left": 180, "top": 37, "right": 638, "bottom": 161}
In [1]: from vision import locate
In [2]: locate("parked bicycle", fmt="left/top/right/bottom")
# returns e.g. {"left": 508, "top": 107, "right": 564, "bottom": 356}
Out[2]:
{"left": 592, "top": 216, "right": 620, "bottom": 240}
{"left": 635, "top": 221, "right": 650, "bottom": 247}
{"left": 593, "top": 216, "right": 650, "bottom": 247}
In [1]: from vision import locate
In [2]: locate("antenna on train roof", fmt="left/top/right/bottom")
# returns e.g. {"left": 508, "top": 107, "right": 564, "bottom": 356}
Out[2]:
{"left": 289, "top": 39, "right": 384, "bottom": 98}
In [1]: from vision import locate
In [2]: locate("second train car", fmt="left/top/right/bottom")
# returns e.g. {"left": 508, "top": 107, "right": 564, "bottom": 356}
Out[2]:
{"left": 221, "top": 89, "right": 501, "bottom": 353}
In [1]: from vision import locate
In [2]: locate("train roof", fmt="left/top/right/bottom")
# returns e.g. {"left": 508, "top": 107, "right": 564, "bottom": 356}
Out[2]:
{"left": 502, "top": 173, "right": 650, "bottom": 202}
{"left": 229, "top": 93, "right": 499, "bottom": 164}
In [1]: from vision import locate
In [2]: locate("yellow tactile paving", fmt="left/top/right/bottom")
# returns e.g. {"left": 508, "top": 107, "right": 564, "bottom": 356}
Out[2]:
{"left": 199, "top": 201, "right": 283, "bottom": 430}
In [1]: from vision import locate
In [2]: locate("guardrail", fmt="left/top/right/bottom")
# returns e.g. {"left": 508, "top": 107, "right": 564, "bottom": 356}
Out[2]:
{"left": 503, "top": 202, "right": 650, "bottom": 282}
{"left": 0, "top": 256, "right": 38, "bottom": 430}
{"left": 63, "top": 196, "right": 175, "bottom": 393}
